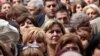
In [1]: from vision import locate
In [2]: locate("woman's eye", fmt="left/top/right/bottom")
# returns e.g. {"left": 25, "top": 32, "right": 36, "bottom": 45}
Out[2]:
{"left": 28, "top": 22, "right": 32, "bottom": 24}
{"left": 37, "top": 38, "right": 43, "bottom": 43}
{"left": 49, "top": 31, "right": 54, "bottom": 33}
{"left": 20, "top": 23, "right": 24, "bottom": 26}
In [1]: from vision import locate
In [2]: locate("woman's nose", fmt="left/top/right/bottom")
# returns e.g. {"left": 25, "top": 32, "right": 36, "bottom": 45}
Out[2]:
{"left": 53, "top": 31, "right": 58, "bottom": 35}
{"left": 24, "top": 23, "right": 29, "bottom": 28}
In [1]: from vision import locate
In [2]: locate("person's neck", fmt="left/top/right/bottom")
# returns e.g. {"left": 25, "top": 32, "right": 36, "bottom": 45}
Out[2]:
{"left": 46, "top": 15, "right": 55, "bottom": 19}
{"left": 47, "top": 44, "right": 56, "bottom": 56}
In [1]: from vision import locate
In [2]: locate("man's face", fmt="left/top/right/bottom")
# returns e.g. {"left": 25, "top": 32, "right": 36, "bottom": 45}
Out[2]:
{"left": 27, "top": 4, "right": 38, "bottom": 15}
{"left": 56, "top": 12, "right": 69, "bottom": 24}
{"left": 12, "top": 0, "right": 22, "bottom": 7}
{"left": 44, "top": 1, "right": 58, "bottom": 17}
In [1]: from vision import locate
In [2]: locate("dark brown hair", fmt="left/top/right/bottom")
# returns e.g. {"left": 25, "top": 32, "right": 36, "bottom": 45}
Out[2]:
{"left": 16, "top": 13, "right": 38, "bottom": 27}
{"left": 55, "top": 33, "right": 83, "bottom": 55}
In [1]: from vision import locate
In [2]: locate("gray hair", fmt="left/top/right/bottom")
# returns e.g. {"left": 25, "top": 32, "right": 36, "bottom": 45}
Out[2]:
{"left": 70, "top": 12, "right": 90, "bottom": 29}
{"left": 27, "top": 0, "right": 43, "bottom": 9}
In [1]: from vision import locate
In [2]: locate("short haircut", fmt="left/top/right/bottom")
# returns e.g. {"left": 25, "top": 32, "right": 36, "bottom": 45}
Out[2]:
{"left": 43, "top": 0, "right": 57, "bottom": 5}
{"left": 56, "top": 8, "right": 70, "bottom": 18}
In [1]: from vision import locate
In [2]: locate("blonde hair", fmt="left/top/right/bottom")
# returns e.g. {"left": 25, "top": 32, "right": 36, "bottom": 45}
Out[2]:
{"left": 43, "top": 20, "right": 66, "bottom": 34}
{"left": 20, "top": 47, "right": 44, "bottom": 56}
{"left": 22, "top": 27, "right": 46, "bottom": 45}
{"left": 83, "top": 4, "right": 100, "bottom": 15}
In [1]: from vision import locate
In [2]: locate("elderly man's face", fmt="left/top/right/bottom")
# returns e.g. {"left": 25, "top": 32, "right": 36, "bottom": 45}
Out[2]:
{"left": 27, "top": 4, "right": 38, "bottom": 15}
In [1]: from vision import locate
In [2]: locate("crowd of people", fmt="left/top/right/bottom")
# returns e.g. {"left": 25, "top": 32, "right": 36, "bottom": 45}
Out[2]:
{"left": 0, "top": 0, "right": 100, "bottom": 56}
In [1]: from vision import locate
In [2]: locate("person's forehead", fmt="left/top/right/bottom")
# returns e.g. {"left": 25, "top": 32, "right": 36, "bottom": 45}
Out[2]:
{"left": 57, "top": 12, "right": 68, "bottom": 15}
{"left": 2, "top": 3, "right": 10, "bottom": 7}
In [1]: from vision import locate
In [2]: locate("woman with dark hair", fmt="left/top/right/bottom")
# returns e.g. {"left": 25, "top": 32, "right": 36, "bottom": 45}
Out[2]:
{"left": 16, "top": 13, "right": 39, "bottom": 36}
{"left": 73, "top": 0, "right": 86, "bottom": 13}
{"left": 55, "top": 33, "right": 83, "bottom": 56}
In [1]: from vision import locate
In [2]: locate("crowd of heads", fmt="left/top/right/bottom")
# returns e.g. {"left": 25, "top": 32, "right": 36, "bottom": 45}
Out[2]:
{"left": 0, "top": 0, "right": 100, "bottom": 56}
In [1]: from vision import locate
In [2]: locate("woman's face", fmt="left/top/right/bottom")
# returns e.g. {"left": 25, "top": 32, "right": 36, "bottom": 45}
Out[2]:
{"left": 12, "top": 0, "right": 22, "bottom": 7}
{"left": 86, "top": 8, "right": 98, "bottom": 20}
{"left": 45, "top": 24, "right": 63, "bottom": 45}
{"left": 77, "top": 32, "right": 89, "bottom": 49}
{"left": 1, "top": 3, "right": 11, "bottom": 14}
{"left": 20, "top": 19, "right": 34, "bottom": 35}
{"left": 62, "top": 43, "right": 80, "bottom": 53}
{"left": 76, "top": 4, "right": 83, "bottom": 13}
{"left": 26, "top": 34, "right": 46, "bottom": 52}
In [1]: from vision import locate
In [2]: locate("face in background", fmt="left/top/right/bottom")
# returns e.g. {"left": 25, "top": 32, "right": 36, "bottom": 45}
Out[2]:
{"left": 20, "top": 19, "right": 34, "bottom": 35}
{"left": 23, "top": 0, "right": 30, "bottom": 5}
{"left": 27, "top": 4, "right": 38, "bottom": 16}
{"left": 45, "top": 24, "right": 63, "bottom": 45}
{"left": 56, "top": 11, "right": 69, "bottom": 24}
{"left": 77, "top": 31, "right": 89, "bottom": 49}
{"left": 77, "top": 23, "right": 91, "bottom": 35}
{"left": 0, "top": 0, "right": 7, "bottom": 3}
{"left": 22, "top": 28, "right": 46, "bottom": 53}
{"left": 84, "top": 0, "right": 96, "bottom": 4}
{"left": 25, "top": 35, "right": 46, "bottom": 52}
{"left": 1, "top": 3, "right": 11, "bottom": 14}
{"left": 44, "top": 1, "right": 58, "bottom": 18}
{"left": 76, "top": 4, "right": 83, "bottom": 13}
{"left": 12, "top": 0, "right": 22, "bottom": 7}
{"left": 85, "top": 8, "right": 98, "bottom": 20}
